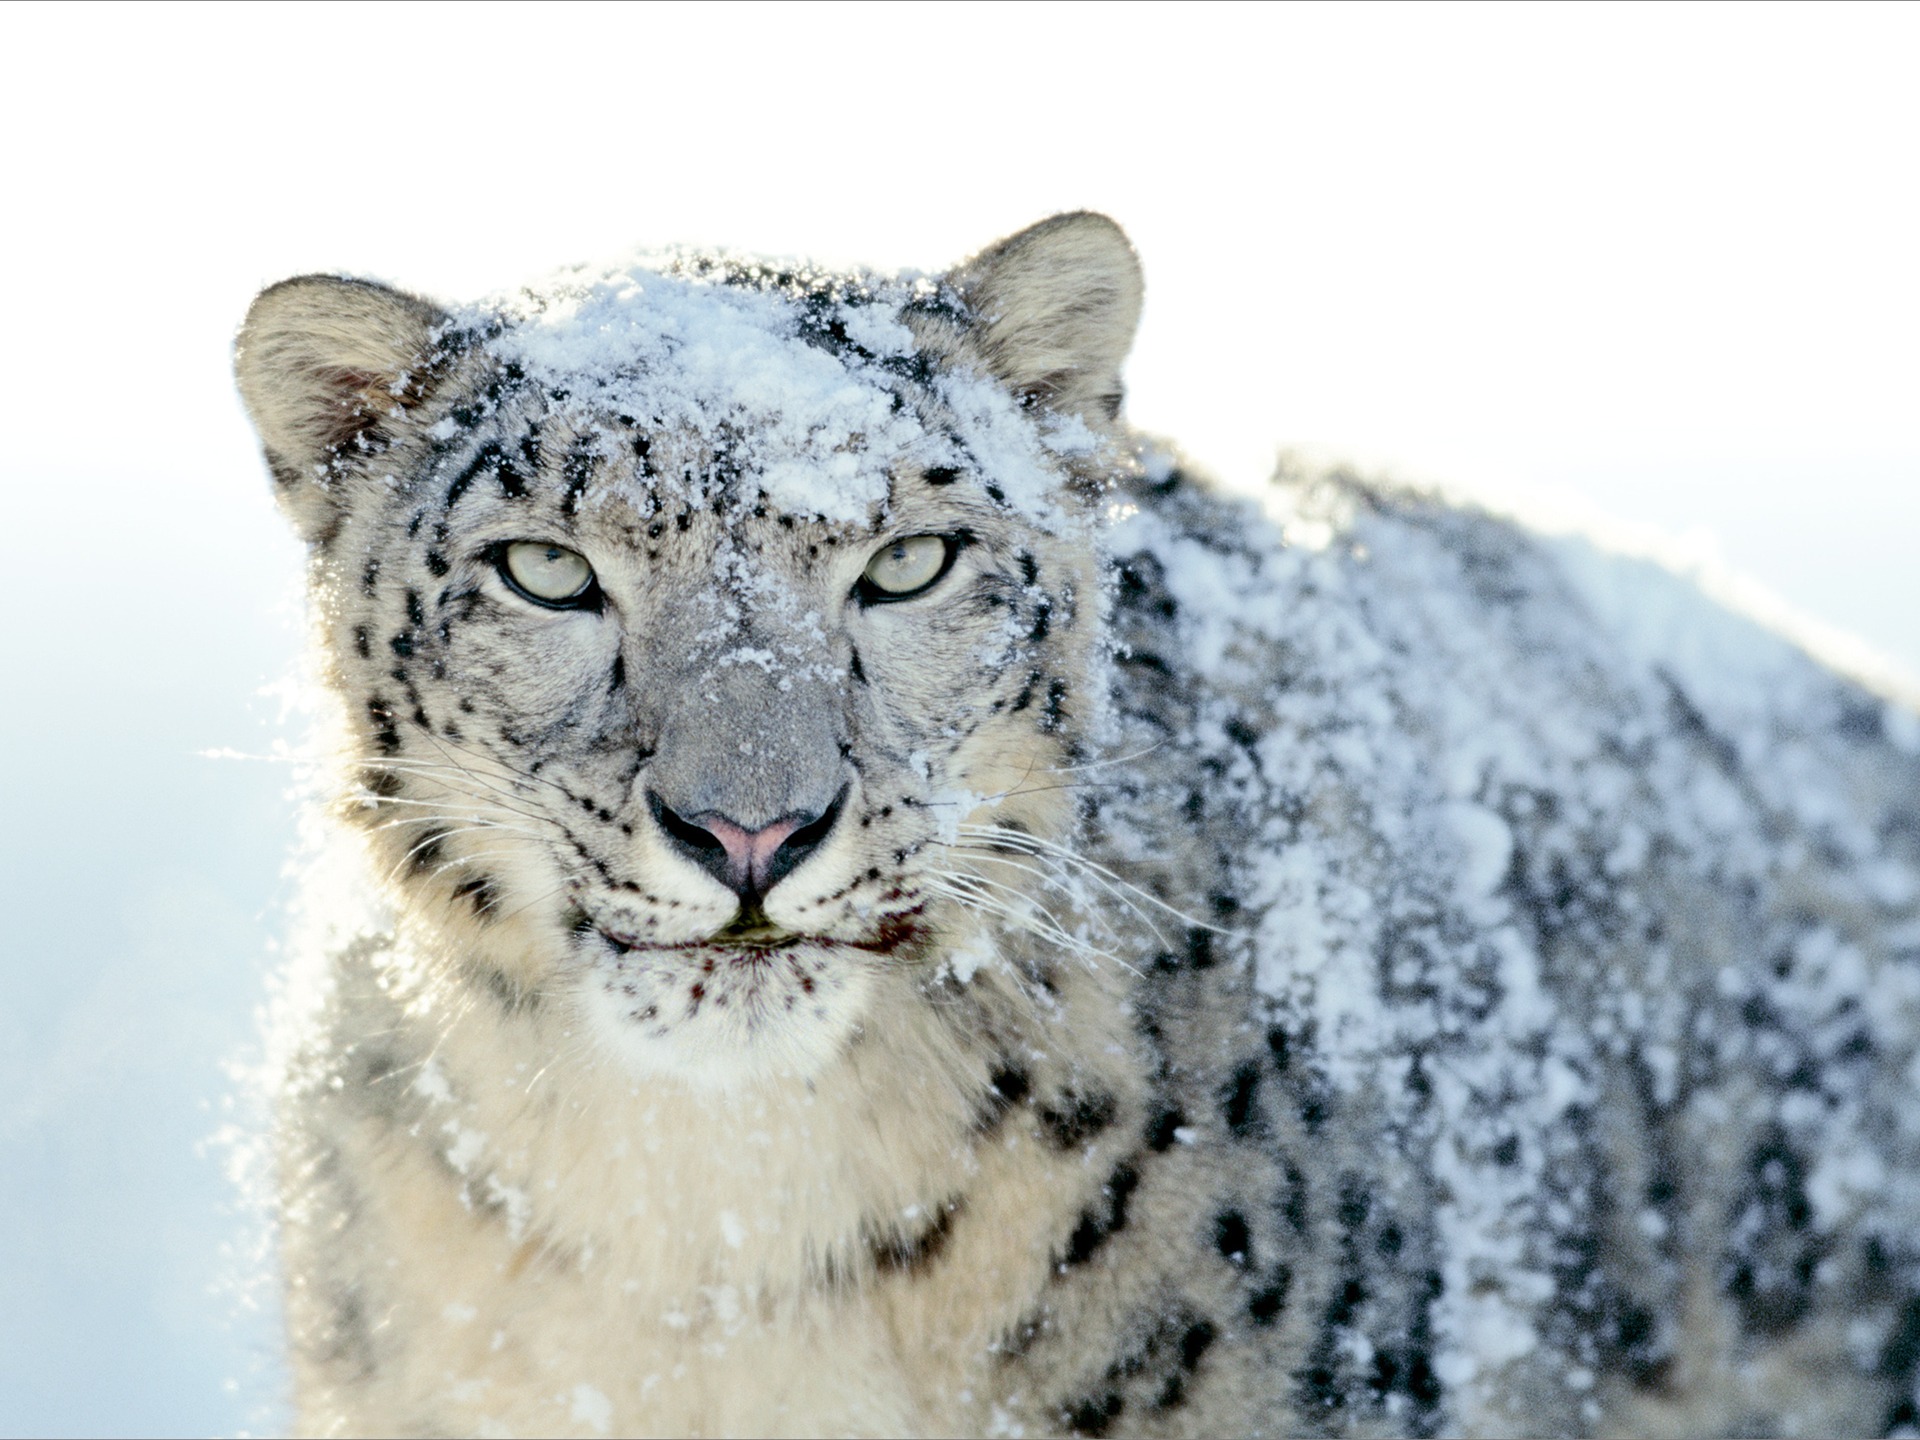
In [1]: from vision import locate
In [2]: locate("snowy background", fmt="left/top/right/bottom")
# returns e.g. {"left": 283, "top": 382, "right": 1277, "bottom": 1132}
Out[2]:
{"left": 0, "top": 2, "right": 1914, "bottom": 1433}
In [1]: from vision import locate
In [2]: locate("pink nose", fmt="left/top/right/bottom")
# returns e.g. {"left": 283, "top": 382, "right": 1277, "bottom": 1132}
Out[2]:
{"left": 648, "top": 789, "right": 844, "bottom": 904}
{"left": 692, "top": 812, "right": 804, "bottom": 895}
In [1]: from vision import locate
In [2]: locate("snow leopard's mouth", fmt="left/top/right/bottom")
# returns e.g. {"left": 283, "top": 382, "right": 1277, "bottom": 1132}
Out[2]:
{"left": 576, "top": 906, "right": 931, "bottom": 962}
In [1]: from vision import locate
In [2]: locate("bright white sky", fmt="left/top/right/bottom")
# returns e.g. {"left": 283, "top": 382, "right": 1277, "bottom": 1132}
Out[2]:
{"left": 3, "top": 0, "right": 1916, "bottom": 669}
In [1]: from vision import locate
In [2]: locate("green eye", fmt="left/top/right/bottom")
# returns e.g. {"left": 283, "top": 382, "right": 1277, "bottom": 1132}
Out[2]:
{"left": 858, "top": 535, "right": 954, "bottom": 602}
{"left": 501, "top": 541, "right": 596, "bottom": 606}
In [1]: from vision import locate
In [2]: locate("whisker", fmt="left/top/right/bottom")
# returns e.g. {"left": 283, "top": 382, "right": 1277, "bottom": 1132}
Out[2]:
{"left": 405, "top": 721, "right": 579, "bottom": 802}
{"left": 957, "top": 823, "right": 1227, "bottom": 935}
{"left": 367, "top": 812, "right": 550, "bottom": 846}
{"left": 355, "top": 758, "right": 561, "bottom": 823}
{"left": 378, "top": 825, "right": 528, "bottom": 887}
{"left": 956, "top": 843, "right": 1172, "bottom": 948}
{"left": 1045, "top": 739, "right": 1169, "bottom": 774}
{"left": 948, "top": 848, "right": 1163, "bottom": 948}
{"left": 924, "top": 874, "right": 1124, "bottom": 973}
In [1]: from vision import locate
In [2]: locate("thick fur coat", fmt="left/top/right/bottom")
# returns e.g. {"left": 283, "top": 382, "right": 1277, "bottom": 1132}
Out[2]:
{"left": 236, "top": 215, "right": 1920, "bottom": 1437}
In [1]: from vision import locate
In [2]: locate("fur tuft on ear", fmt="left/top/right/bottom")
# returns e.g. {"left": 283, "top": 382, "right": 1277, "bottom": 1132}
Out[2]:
{"left": 951, "top": 212, "right": 1144, "bottom": 424}
{"left": 234, "top": 275, "right": 445, "bottom": 542}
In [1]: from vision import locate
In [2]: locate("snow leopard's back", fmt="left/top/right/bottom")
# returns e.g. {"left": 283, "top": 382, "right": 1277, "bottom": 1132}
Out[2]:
{"left": 1086, "top": 454, "right": 1920, "bottom": 1434}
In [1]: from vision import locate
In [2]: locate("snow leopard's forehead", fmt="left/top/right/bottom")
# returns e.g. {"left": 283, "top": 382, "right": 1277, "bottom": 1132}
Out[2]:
{"left": 434, "top": 252, "right": 1105, "bottom": 529}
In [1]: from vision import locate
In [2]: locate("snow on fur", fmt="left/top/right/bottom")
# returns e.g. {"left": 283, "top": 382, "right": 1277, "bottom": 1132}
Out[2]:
{"left": 1109, "top": 449, "right": 1920, "bottom": 1417}
{"left": 471, "top": 252, "right": 1083, "bottom": 528}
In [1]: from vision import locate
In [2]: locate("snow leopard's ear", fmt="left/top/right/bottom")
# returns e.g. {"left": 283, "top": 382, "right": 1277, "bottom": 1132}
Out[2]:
{"left": 951, "top": 212, "right": 1144, "bottom": 425}
{"left": 235, "top": 275, "right": 445, "bottom": 543}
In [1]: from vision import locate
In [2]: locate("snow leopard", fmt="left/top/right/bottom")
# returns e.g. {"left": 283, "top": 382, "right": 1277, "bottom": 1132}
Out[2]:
{"left": 235, "top": 212, "right": 1920, "bottom": 1437}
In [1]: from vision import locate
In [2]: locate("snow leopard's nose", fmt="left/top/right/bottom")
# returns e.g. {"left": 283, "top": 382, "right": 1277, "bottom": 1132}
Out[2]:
{"left": 647, "top": 788, "right": 845, "bottom": 903}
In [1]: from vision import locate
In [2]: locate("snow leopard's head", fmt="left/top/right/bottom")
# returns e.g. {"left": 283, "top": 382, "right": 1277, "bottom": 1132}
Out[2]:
{"left": 237, "top": 214, "right": 1143, "bottom": 1088}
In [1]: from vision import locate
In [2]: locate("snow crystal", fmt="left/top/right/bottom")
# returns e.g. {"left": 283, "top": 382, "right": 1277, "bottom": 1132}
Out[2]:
{"left": 567, "top": 1383, "right": 613, "bottom": 1435}
{"left": 411, "top": 1057, "right": 453, "bottom": 1106}
{"left": 441, "top": 1120, "right": 486, "bottom": 1176}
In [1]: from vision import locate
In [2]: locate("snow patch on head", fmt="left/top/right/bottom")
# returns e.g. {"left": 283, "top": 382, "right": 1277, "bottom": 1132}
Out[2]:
{"left": 458, "top": 251, "right": 1090, "bottom": 530}
{"left": 474, "top": 257, "right": 922, "bottom": 522}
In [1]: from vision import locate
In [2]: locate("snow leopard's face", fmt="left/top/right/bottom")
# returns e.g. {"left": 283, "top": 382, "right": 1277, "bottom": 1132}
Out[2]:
{"left": 238, "top": 220, "right": 1143, "bottom": 1087}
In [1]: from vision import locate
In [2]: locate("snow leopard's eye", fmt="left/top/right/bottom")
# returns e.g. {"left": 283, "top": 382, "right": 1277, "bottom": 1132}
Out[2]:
{"left": 857, "top": 535, "right": 956, "bottom": 604}
{"left": 498, "top": 541, "right": 598, "bottom": 608}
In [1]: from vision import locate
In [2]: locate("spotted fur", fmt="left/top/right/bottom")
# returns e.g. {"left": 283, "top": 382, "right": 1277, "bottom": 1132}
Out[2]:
{"left": 238, "top": 214, "right": 1920, "bottom": 1437}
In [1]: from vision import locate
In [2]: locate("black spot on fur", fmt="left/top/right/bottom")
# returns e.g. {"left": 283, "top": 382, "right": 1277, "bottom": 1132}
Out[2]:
{"left": 1088, "top": 1305, "right": 1223, "bottom": 1418}
{"left": 1605, "top": 1297, "right": 1670, "bottom": 1389}
{"left": 1266, "top": 1024, "right": 1294, "bottom": 1073}
{"left": 1113, "top": 553, "right": 1177, "bottom": 620}
{"left": 869, "top": 1199, "right": 962, "bottom": 1276}
{"left": 1060, "top": 1163, "right": 1140, "bottom": 1269}
{"left": 1041, "top": 1091, "right": 1117, "bottom": 1150}
{"left": 608, "top": 654, "right": 626, "bottom": 694}
{"left": 1214, "top": 1210, "right": 1252, "bottom": 1266}
{"left": 445, "top": 440, "right": 502, "bottom": 511}
{"left": 1296, "top": 1181, "right": 1377, "bottom": 1412}
{"left": 1725, "top": 1128, "right": 1824, "bottom": 1335}
{"left": 357, "top": 766, "right": 402, "bottom": 799}
{"left": 1063, "top": 1393, "right": 1124, "bottom": 1436}
{"left": 561, "top": 437, "right": 597, "bottom": 513}
{"left": 1154, "top": 1319, "right": 1218, "bottom": 1409}
{"left": 366, "top": 698, "right": 401, "bottom": 755}
{"left": 1041, "top": 678, "right": 1069, "bottom": 731}
{"left": 1009, "top": 670, "right": 1043, "bottom": 714}
{"left": 1145, "top": 1105, "right": 1186, "bottom": 1152}
{"left": 405, "top": 828, "right": 448, "bottom": 876}
{"left": 1299, "top": 1088, "right": 1329, "bottom": 1133}
{"left": 990, "top": 1065, "right": 1030, "bottom": 1104}
{"left": 506, "top": 427, "right": 539, "bottom": 495}
{"left": 1837, "top": 697, "right": 1884, "bottom": 742}
{"left": 923, "top": 466, "right": 960, "bottom": 486}
{"left": 424, "top": 549, "right": 450, "bottom": 577}
{"left": 1221, "top": 1061, "right": 1264, "bottom": 1138}
{"left": 451, "top": 874, "right": 499, "bottom": 920}
{"left": 1249, "top": 1265, "right": 1293, "bottom": 1326}
{"left": 351, "top": 625, "right": 371, "bottom": 658}
{"left": 1879, "top": 1296, "right": 1920, "bottom": 1433}
{"left": 848, "top": 647, "right": 867, "bottom": 685}
{"left": 1184, "top": 927, "right": 1216, "bottom": 970}
{"left": 976, "top": 1065, "right": 1030, "bottom": 1132}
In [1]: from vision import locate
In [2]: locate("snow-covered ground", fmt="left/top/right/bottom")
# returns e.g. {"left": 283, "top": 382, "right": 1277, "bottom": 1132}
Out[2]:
{"left": 1, "top": 4, "right": 1914, "bottom": 1433}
